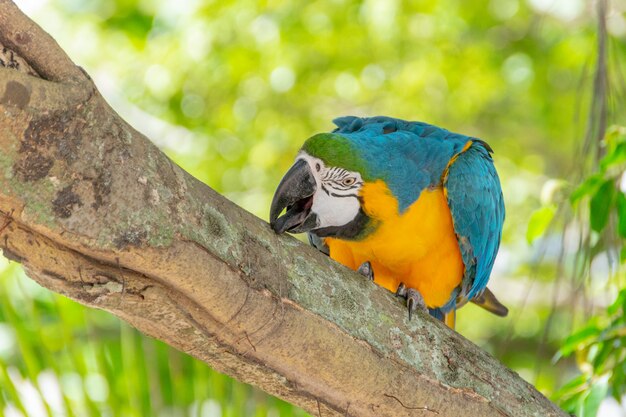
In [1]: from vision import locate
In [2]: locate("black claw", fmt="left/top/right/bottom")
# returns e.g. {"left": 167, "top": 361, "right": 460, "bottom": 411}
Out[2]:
{"left": 406, "top": 288, "right": 427, "bottom": 321}
{"left": 395, "top": 284, "right": 428, "bottom": 320}
{"left": 395, "top": 282, "right": 407, "bottom": 298}
{"left": 357, "top": 261, "right": 374, "bottom": 281}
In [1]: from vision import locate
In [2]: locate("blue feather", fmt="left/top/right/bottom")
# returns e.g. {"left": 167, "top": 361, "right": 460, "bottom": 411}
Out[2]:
{"left": 332, "top": 116, "right": 470, "bottom": 212}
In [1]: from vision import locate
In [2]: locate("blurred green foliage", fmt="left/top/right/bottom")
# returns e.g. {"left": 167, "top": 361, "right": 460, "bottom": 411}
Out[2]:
{"left": 550, "top": 125, "right": 626, "bottom": 417}
{"left": 556, "top": 288, "right": 625, "bottom": 417}
{"left": 1, "top": 0, "right": 626, "bottom": 415}
{"left": 570, "top": 126, "right": 626, "bottom": 239}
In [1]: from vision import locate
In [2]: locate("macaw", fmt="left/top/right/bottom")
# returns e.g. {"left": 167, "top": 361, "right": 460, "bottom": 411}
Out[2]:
{"left": 269, "top": 116, "right": 507, "bottom": 328}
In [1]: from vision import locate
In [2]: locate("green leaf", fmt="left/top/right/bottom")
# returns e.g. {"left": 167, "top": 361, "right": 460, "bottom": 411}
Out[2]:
{"left": 554, "top": 373, "right": 590, "bottom": 414}
{"left": 582, "top": 376, "right": 609, "bottom": 417}
{"left": 558, "top": 323, "right": 601, "bottom": 357}
{"left": 611, "top": 367, "right": 626, "bottom": 400}
{"left": 554, "top": 374, "right": 589, "bottom": 398}
{"left": 600, "top": 141, "right": 626, "bottom": 169}
{"left": 590, "top": 180, "right": 616, "bottom": 233}
{"left": 571, "top": 174, "right": 605, "bottom": 205}
{"left": 526, "top": 205, "right": 557, "bottom": 244}
{"left": 591, "top": 341, "right": 613, "bottom": 373}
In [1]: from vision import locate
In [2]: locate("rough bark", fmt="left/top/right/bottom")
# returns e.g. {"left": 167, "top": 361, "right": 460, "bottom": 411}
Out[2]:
{"left": 0, "top": 2, "right": 567, "bottom": 416}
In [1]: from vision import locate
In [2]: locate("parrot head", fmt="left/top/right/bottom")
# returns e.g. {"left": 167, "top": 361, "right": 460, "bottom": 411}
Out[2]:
{"left": 270, "top": 133, "right": 371, "bottom": 239}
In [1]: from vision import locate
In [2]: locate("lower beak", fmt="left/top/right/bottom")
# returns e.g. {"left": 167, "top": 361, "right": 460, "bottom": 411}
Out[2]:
{"left": 270, "top": 159, "right": 318, "bottom": 234}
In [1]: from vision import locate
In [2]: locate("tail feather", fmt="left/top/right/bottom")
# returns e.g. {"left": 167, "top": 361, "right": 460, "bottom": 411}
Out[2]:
{"left": 429, "top": 308, "right": 456, "bottom": 329}
{"left": 444, "top": 309, "right": 456, "bottom": 329}
{"left": 470, "top": 287, "right": 508, "bottom": 317}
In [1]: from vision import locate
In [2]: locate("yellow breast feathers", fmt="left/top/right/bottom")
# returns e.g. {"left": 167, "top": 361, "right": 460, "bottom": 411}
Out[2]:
{"left": 325, "top": 180, "right": 464, "bottom": 308}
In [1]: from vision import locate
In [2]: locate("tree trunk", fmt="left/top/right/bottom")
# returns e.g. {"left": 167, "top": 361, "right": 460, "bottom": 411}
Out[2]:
{"left": 0, "top": 1, "right": 567, "bottom": 416}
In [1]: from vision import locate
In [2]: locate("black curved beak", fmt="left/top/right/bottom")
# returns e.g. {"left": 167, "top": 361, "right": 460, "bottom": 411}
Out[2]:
{"left": 270, "top": 159, "right": 318, "bottom": 234}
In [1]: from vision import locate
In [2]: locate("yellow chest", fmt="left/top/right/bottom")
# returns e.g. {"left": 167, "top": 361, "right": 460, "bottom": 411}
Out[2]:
{"left": 325, "top": 180, "right": 464, "bottom": 308}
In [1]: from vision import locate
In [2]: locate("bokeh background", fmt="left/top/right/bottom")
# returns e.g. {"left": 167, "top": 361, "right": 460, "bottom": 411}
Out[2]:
{"left": 1, "top": 0, "right": 626, "bottom": 416}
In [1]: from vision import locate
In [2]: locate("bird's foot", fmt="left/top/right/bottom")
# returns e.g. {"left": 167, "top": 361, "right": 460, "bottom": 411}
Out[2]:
{"left": 356, "top": 261, "right": 374, "bottom": 281}
{"left": 395, "top": 283, "right": 428, "bottom": 320}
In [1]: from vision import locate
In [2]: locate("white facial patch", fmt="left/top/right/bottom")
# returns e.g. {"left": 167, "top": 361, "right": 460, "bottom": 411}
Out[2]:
{"left": 296, "top": 152, "right": 363, "bottom": 229}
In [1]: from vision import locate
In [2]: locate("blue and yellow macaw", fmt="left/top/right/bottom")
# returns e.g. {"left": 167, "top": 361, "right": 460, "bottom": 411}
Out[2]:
{"left": 269, "top": 116, "right": 507, "bottom": 328}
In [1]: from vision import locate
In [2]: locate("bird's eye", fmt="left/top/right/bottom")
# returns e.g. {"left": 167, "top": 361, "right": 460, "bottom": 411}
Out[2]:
{"left": 342, "top": 177, "right": 356, "bottom": 186}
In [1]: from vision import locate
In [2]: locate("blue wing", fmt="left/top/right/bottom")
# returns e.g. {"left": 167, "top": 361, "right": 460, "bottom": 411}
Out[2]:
{"left": 444, "top": 142, "right": 505, "bottom": 301}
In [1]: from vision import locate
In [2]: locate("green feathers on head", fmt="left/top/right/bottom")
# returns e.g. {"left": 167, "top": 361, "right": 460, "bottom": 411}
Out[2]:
{"left": 301, "top": 133, "right": 369, "bottom": 178}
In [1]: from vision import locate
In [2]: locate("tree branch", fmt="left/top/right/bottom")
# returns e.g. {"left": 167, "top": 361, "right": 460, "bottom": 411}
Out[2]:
{"left": 0, "top": 2, "right": 567, "bottom": 416}
{"left": 0, "top": 0, "right": 85, "bottom": 82}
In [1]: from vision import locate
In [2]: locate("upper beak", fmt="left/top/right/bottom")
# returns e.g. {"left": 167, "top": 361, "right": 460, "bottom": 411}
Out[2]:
{"left": 270, "top": 159, "right": 318, "bottom": 234}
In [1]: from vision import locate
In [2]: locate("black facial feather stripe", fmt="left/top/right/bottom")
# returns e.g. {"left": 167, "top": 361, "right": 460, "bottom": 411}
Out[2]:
{"left": 327, "top": 182, "right": 362, "bottom": 191}
{"left": 322, "top": 183, "right": 360, "bottom": 198}
{"left": 323, "top": 167, "right": 350, "bottom": 181}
